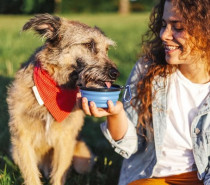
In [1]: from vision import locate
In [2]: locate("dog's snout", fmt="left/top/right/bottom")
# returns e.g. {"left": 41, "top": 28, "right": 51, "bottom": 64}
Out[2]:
{"left": 109, "top": 68, "right": 119, "bottom": 80}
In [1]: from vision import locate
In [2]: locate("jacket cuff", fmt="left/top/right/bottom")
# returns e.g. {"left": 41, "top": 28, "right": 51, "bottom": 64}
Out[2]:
{"left": 100, "top": 118, "right": 138, "bottom": 159}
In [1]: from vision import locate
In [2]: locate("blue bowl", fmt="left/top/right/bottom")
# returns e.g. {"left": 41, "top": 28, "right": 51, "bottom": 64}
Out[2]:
{"left": 80, "top": 84, "right": 128, "bottom": 108}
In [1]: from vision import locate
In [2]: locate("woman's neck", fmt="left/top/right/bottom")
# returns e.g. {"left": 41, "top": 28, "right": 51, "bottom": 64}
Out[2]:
{"left": 178, "top": 61, "right": 209, "bottom": 84}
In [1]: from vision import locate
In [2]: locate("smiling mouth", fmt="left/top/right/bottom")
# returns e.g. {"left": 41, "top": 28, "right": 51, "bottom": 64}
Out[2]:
{"left": 164, "top": 45, "right": 181, "bottom": 52}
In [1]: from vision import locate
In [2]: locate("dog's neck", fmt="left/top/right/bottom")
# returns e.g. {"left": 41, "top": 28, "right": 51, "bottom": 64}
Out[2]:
{"left": 33, "top": 61, "right": 79, "bottom": 122}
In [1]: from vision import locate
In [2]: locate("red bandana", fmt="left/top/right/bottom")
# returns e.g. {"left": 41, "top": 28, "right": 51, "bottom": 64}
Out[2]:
{"left": 33, "top": 62, "right": 78, "bottom": 122}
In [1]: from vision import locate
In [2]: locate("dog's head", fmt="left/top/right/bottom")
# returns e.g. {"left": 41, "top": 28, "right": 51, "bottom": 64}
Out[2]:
{"left": 23, "top": 14, "right": 119, "bottom": 89}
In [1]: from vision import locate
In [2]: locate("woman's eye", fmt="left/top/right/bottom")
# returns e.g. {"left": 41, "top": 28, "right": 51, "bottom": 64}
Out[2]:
{"left": 173, "top": 23, "right": 184, "bottom": 31}
{"left": 174, "top": 27, "right": 184, "bottom": 31}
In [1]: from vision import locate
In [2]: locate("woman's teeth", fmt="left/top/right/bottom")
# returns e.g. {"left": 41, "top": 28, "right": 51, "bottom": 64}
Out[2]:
{"left": 165, "top": 45, "right": 179, "bottom": 50}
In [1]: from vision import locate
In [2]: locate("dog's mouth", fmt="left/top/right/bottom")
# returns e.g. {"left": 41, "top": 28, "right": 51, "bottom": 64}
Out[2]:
{"left": 83, "top": 80, "right": 113, "bottom": 89}
{"left": 97, "top": 81, "right": 112, "bottom": 88}
{"left": 105, "top": 81, "right": 112, "bottom": 88}
{"left": 76, "top": 65, "right": 119, "bottom": 89}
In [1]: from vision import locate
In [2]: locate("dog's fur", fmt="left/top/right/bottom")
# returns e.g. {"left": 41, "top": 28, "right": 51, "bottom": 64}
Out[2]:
{"left": 7, "top": 14, "right": 119, "bottom": 185}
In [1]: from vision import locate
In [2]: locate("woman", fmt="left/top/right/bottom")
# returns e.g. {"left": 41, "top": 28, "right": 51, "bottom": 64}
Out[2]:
{"left": 81, "top": 0, "right": 210, "bottom": 184}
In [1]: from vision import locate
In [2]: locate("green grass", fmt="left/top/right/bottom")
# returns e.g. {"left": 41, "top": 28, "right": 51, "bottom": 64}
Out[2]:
{"left": 0, "top": 13, "right": 149, "bottom": 185}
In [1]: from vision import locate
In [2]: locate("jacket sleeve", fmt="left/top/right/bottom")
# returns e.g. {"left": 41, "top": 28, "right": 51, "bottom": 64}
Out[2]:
{"left": 100, "top": 59, "right": 149, "bottom": 158}
{"left": 100, "top": 118, "right": 138, "bottom": 159}
{"left": 203, "top": 169, "right": 210, "bottom": 185}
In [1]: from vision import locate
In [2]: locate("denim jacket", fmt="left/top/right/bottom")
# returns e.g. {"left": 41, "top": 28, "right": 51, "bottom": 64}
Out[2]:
{"left": 101, "top": 61, "right": 210, "bottom": 185}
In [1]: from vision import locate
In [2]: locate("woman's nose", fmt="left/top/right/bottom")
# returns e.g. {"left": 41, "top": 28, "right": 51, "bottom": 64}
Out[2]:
{"left": 160, "top": 26, "right": 173, "bottom": 41}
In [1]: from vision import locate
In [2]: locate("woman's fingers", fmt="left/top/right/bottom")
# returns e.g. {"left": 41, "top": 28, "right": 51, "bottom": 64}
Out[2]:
{"left": 107, "top": 100, "right": 115, "bottom": 113}
{"left": 81, "top": 98, "right": 123, "bottom": 117}
{"left": 76, "top": 92, "right": 82, "bottom": 108}
{"left": 89, "top": 101, "right": 109, "bottom": 117}
{"left": 81, "top": 97, "right": 92, "bottom": 116}
{"left": 107, "top": 100, "right": 123, "bottom": 115}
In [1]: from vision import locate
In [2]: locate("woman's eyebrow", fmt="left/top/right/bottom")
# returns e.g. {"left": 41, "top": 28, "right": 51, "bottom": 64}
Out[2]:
{"left": 162, "top": 19, "right": 182, "bottom": 24}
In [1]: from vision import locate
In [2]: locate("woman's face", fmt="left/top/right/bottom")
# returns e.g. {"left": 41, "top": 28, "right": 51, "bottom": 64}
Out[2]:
{"left": 160, "top": 1, "right": 191, "bottom": 65}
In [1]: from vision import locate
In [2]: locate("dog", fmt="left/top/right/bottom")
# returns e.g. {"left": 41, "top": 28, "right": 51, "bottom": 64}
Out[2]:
{"left": 7, "top": 14, "right": 119, "bottom": 185}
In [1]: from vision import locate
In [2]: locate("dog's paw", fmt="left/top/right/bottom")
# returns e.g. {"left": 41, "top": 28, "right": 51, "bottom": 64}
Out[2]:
{"left": 72, "top": 140, "right": 95, "bottom": 174}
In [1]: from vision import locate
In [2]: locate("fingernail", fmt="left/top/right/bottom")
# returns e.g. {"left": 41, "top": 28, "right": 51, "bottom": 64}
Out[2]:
{"left": 82, "top": 98, "right": 86, "bottom": 103}
{"left": 90, "top": 102, "right": 94, "bottom": 107}
{"left": 108, "top": 100, "right": 113, "bottom": 106}
{"left": 77, "top": 93, "right": 81, "bottom": 98}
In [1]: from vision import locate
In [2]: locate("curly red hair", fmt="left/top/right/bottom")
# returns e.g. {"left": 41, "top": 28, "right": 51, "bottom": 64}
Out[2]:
{"left": 133, "top": 0, "right": 209, "bottom": 140}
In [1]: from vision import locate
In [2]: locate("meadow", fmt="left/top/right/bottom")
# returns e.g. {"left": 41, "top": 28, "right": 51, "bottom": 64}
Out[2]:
{"left": 0, "top": 13, "right": 149, "bottom": 185}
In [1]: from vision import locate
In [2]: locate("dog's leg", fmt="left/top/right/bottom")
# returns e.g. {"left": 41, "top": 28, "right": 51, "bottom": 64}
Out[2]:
{"left": 11, "top": 138, "right": 42, "bottom": 185}
{"left": 50, "top": 140, "right": 76, "bottom": 185}
{"left": 73, "top": 140, "right": 95, "bottom": 174}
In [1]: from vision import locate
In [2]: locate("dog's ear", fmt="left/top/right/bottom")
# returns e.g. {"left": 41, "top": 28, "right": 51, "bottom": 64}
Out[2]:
{"left": 22, "top": 13, "right": 61, "bottom": 41}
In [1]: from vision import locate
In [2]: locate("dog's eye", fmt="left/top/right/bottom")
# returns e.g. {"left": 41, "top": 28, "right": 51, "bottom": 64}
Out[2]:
{"left": 83, "top": 40, "right": 96, "bottom": 53}
{"left": 85, "top": 43, "right": 93, "bottom": 50}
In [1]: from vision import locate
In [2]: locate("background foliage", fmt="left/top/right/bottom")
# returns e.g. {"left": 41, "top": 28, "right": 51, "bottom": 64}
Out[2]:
{"left": 0, "top": 0, "right": 157, "bottom": 14}
{"left": 61, "top": 0, "right": 118, "bottom": 13}
{"left": 0, "top": 13, "right": 149, "bottom": 184}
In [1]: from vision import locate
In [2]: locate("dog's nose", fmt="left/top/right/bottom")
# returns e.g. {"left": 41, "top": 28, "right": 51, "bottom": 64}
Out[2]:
{"left": 109, "top": 68, "right": 120, "bottom": 80}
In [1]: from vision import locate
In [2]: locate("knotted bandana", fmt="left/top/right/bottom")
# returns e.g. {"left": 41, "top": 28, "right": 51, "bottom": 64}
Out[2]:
{"left": 33, "top": 61, "right": 78, "bottom": 122}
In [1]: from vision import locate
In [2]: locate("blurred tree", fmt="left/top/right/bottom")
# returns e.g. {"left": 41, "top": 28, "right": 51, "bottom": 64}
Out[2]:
{"left": 61, "top": 0, "right": 118, "bottom": 13}
{"left": 55, "top": 0, "right": 61, "bottom": 13}
{"left": 21, "top": 0, "right": 34, "bottom": 13}
{"left": 130, "top": 0, "right": 157, "bottom": 12}
{"left": 119, "top": 0, "right": 130, "bottom": 14}
{"left": 0, "top": 0, "right": 22, "bottom": 13}
{"left": 21, "top": 0, "right": 54, "bottom": 14}
{"left": 0, "top": 0, "right": 156, "bottom": 14}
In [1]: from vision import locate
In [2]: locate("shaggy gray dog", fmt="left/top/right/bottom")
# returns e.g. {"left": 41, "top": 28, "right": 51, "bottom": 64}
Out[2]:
{"left": 7, "top": 14, "right": 119, "bottom": 185}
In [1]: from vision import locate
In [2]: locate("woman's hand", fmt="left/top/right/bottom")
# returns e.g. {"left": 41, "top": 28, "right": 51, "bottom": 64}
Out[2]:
{"left": 77, "top": 92, "right": 128, "bottom": 140}
{"left": 81, "top": 97, "right": 123, "bottom": 118}
{"left": 76, "top": 92, "right": 123, "bottom": 117}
